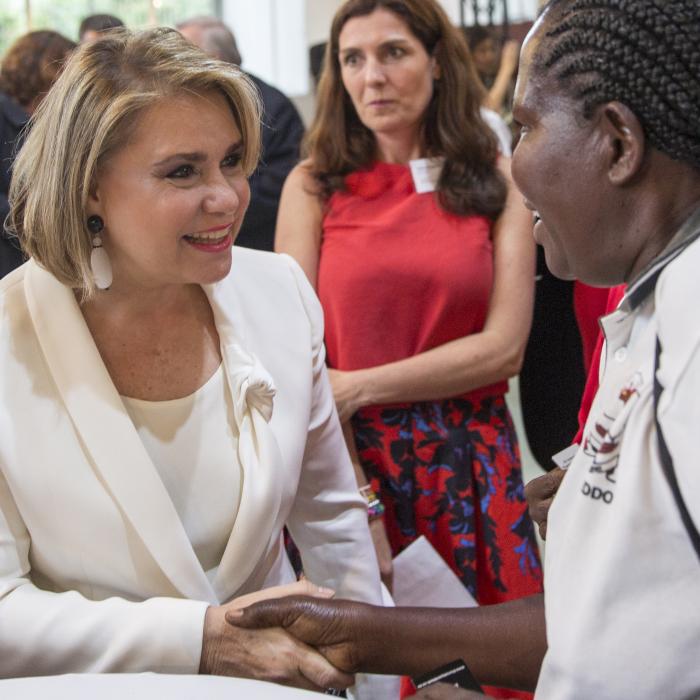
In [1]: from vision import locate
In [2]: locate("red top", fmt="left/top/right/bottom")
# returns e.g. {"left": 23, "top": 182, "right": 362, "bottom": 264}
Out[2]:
{"left": 573, "top": 284, "right": 627, "bottom": 444}
{"left": 318, "top": 161, "right": 507, "bottom": 399}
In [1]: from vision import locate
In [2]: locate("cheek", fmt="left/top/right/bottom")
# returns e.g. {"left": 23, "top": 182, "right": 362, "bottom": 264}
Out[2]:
{"left": 341, "top": 71, "right": 362, "bottom": 107}
{"left": 510, "top": 147, "right": 529, "bottom": 197}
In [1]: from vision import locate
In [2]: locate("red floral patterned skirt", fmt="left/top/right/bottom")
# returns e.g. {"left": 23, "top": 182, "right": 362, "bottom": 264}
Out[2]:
{"left": 352, "top": 394, "right": 542, "bottom": 699}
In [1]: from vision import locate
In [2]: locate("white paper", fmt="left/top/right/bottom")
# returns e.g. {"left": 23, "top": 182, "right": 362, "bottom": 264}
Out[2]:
{"left": 551, "top": 443, "right": 579, "bottom": 470}
{"left": 409, "top": 157, "right": 444, "bottom": 194}
{"left": 392, "top": 536, "right": 478, "bottom": 608}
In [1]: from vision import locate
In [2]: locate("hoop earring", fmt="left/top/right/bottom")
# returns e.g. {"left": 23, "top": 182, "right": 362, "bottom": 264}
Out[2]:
{"left": 87, "top": 215, "right": 112, "bottom": 290}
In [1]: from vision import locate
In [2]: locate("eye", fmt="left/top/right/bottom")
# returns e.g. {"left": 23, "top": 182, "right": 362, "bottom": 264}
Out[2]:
{"left": 167, "top": 163, "right": 196, "bottom": 179}
{"left": 342, "top": 52, "right": 361, "bottom": 67}
{"left": 387, "top": 45, "right": 406, "bottom": 59}
{"left": 513, "top": 119, "right": 529, "bottom": 136}
{"left": 222, "top": 151, "right": 243, "bottom": 169}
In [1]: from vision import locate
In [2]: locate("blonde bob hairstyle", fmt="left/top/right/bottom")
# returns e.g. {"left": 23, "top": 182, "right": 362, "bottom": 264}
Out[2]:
{"left": 8, "top": 27, "right": 262, "bottom": 296}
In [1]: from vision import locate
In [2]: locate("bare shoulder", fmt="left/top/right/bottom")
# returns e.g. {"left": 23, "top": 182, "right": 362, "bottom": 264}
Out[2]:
{"left": 283, "top": 159, "right": 323, "bottom": 200}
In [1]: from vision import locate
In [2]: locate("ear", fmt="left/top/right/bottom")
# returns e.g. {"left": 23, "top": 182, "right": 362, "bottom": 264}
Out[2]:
{"left": 598, "top": 101, "right": 646, "bottom": 185}
{"left": 431, "top": 55, "right": 441, "bottom": 81}
{"left": 86, "top": 180, "right": 102, "bottom": 217}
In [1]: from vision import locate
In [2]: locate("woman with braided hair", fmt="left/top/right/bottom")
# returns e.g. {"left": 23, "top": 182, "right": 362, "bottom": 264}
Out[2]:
{"left": 231, "top": 1, "right": 700, "bottom": 697}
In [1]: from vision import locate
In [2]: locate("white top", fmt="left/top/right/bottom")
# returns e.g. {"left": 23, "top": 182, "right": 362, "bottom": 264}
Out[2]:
{"left": 536, "top": 212, "right": 700, "bottom": 699}
{"left": 122, "top": 365, "right": 242, "bottom": 578}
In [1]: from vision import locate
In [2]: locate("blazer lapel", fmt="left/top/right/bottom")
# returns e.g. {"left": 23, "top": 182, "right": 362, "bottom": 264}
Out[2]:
{"left": 204, "top": 283, "right": 284, "bottom": 599}
{"left": 24, "top": 261, "right": 217, "bottom": 604}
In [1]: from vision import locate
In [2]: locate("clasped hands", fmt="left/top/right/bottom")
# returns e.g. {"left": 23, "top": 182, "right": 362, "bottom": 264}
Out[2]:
{"left": 199, "top": 580, "right": 355, "bottom": 692}
{"left": 222, "top": 595, "right": 489, "bottom": 699}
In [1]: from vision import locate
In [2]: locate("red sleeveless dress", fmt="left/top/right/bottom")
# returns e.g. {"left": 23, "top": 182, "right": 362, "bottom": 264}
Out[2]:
{"left": 319, "top": 164, "right": 542, "bottom": 696}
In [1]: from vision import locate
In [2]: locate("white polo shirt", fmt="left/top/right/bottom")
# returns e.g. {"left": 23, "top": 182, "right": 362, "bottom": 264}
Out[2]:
{"left": 536, "top": 207, "right": 700, "bottom": 699}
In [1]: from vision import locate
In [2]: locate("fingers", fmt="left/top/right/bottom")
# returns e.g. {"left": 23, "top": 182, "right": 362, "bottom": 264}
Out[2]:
{"left": 525, "top": 468, "right": 566, "bottom": 541}
{"left": 295, "top": 641, "right": 355, "bottom": 691}
{"left": 227, "top": 581, "right": 335, "bottom": 611}
{"left": 227, "top": 598, "right": 301, "bottom": 630}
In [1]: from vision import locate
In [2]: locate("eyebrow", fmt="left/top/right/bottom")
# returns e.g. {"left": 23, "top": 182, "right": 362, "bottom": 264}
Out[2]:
{"left": 153, "top": 140, "right": 243, "bottom": 168}
{"left": 339, "top": 36, "right": 412, "bottom": 55}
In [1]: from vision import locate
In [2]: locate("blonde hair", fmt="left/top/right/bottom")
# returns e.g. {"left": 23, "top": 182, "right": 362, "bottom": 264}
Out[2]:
{"left": 9, "top": 27, "right": 262, "bottom": 296}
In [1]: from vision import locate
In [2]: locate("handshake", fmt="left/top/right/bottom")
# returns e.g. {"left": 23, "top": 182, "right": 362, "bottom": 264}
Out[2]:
{"left": 199, "top": 579, "right": 380, "bottom": 693}
{"left": 199, "top": 579, "right": 491, "bottom": 699}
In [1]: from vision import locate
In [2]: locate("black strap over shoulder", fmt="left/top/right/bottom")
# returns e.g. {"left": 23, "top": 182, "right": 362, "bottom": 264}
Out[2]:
{"left": 653, "top": 337, "right": 700, "bottom": 563}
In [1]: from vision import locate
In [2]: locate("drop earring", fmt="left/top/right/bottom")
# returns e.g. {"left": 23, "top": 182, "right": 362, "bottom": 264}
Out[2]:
{"left": 87, "top": 215, "right": 112, "bottom": 290}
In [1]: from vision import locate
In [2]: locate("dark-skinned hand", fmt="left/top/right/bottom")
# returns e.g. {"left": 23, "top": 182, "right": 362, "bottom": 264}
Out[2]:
{"left": 524, "top": 467, "right": 566, "bottom": 540}
{"left": 227, "top": 596, "right": 372, "bottom": 674}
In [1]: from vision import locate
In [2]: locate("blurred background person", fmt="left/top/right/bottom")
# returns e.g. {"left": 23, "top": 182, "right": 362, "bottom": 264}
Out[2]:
{"left": 275, "top": 4, "right": 542, "bottom": 697}
{"left": 178, "top": 17, "right": 305, "bottom": 252}
{"left": 465, "top": 26, "right": 519, "bottom": 121}
{"left": 0, "top": 29, "right": 75, "bottom": 278}
{"left": 78, "top": 13, "right": 125, "bottom": 43}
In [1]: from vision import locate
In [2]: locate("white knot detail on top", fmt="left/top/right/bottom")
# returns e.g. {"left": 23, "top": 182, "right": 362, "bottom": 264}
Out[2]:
{"left": 226, "top": 343, "right": 277, "bottom": 425}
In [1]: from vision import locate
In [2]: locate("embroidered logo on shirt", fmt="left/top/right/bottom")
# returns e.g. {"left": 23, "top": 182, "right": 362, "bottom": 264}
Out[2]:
{"left": 582, "top": 372, "right": 643, "bottom": 485}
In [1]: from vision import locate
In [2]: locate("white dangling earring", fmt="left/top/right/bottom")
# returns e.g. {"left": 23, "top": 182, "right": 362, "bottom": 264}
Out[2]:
{"left": 87, "top": 215, "right": 112, "bottom": 290}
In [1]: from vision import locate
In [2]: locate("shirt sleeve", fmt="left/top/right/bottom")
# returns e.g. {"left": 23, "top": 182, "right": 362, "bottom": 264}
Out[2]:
{"left": 279, "top": 254, "right": 383, "bottom": 604}
{"left": 0, "top": 465, "right": 209, "bottom": 677}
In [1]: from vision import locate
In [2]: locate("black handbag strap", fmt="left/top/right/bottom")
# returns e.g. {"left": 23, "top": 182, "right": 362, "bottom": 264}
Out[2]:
{"left": 653, "top": 337, "right": 700, "bottom": 563}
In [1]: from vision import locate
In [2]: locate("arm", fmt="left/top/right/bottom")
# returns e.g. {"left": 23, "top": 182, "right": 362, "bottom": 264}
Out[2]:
{"left": 342, "top": 421, "right": 394, "bottom": 590}
{"left": 276, "top": 166, "right": 394, "bottom": 591}
{"left": 0, "top": 465, "right": 351, "bottom": 689}
{"left": 282, "top": 256, "right": 383, "bottom": 607}
{"left": 274, "top": 162, "right": 324, "bottom": 287}
{"left": 230, "top": 593, "right": 547, "bottom": 692}
{"left": 0, "top": 464, "right": 207, "bottom": 676}
{"left": 329, "top": 158, "right": 535, "bottom": 419}
{"left": 484, "top": 41, "right": 519, "bottom": 114}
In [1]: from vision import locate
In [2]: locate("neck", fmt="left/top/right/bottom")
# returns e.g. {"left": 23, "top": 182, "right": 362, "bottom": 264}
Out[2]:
{"left": 374, "top": 125, "right": 423, "bottom": 164}
{"left": 82, "top": 278, "right": 204, "bottom": 320}
{"left": 623, "top": 162, "right": 700, "bottom": 284}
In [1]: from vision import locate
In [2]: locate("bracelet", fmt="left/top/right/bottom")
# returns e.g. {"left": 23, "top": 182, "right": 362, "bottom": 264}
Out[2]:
{"left": 359, "top": 484, "right": 385, "bottom": 521}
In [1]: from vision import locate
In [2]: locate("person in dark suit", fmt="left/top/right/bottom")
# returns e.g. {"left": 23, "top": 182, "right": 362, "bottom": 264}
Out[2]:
{"left": 0, "top": 30, "right": 76, "bottom": 279}
{"left": 178, "top": 17, "right": 305, "bottom": 252}
{"left": 0, "top": 91, "right": 27, "bottom": 278}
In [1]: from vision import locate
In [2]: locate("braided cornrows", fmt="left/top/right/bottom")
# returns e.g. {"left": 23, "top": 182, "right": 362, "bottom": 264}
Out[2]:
{"left": 537, "top": 0, "right": 700, "bottom": 170}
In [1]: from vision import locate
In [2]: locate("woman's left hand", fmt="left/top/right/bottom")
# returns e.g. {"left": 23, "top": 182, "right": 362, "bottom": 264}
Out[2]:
{"left": 328, "top": 369, "right": 367, "bottom": 422}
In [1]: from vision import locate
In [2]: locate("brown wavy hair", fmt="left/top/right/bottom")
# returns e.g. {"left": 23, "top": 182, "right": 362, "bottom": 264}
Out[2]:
{"left": 0, "top": 31, "right": 76, "bottom": 113}
{"left": 307, "top": 0, "right": 507, "bottom": 219}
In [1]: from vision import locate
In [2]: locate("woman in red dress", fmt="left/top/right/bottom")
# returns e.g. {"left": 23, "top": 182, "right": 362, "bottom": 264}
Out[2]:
{"left": 276, "top": 4, "right": 542, "bottom": 687}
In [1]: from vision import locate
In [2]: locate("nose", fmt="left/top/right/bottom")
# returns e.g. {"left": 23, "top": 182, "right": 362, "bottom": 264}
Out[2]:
{"left": 202, "top": 174, "right": 242, "bottom": 216}
{"left": 364, "top": 56, "right": 387, "bottom": 87}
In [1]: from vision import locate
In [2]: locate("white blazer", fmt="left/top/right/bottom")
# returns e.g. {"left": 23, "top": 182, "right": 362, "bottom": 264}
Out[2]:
{"left": 0, "top": 250, "right": 382, "bottom": 678}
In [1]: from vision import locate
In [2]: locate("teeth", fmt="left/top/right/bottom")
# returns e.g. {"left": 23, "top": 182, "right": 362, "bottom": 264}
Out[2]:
{"left": 533, "top": 212, "right": 541, "bottom": 224}
{"left": 186, "top": 231, "right": 228, "bottom": 243}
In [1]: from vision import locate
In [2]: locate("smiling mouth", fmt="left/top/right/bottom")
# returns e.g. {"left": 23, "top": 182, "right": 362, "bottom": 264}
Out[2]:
{"left": 184, "top": 232, "right": 229, "bottom": 245}
{"left": 533, "top": 213, "right": 542, "bottom": 225}
{"left": 184, "top": 224, "right": 232, "bottom": 245}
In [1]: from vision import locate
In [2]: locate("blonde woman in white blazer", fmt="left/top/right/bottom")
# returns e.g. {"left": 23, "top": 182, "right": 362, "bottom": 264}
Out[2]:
{"left": 0, "top": 28, "right": 383, "bottom": 695}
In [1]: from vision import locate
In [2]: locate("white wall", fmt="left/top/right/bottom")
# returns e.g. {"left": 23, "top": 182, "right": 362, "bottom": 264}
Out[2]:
{"left": 223, "top": 0, "right": 309, "bottom": 95}
{"left": 222, "top": 0, "right": 541, "bottom": 96}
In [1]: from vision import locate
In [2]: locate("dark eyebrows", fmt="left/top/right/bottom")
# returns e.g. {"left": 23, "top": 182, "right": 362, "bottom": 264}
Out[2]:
{"left": 339, "top": 37, "right": 412, "bottom": 57}
{"left": 153, "top": 140, "right": 244, "bottom": 168}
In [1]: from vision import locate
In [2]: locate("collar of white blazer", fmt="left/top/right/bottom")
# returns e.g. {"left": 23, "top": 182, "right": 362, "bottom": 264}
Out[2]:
{"left": 24, "top": 259, "right": 283, "bottom": 604}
